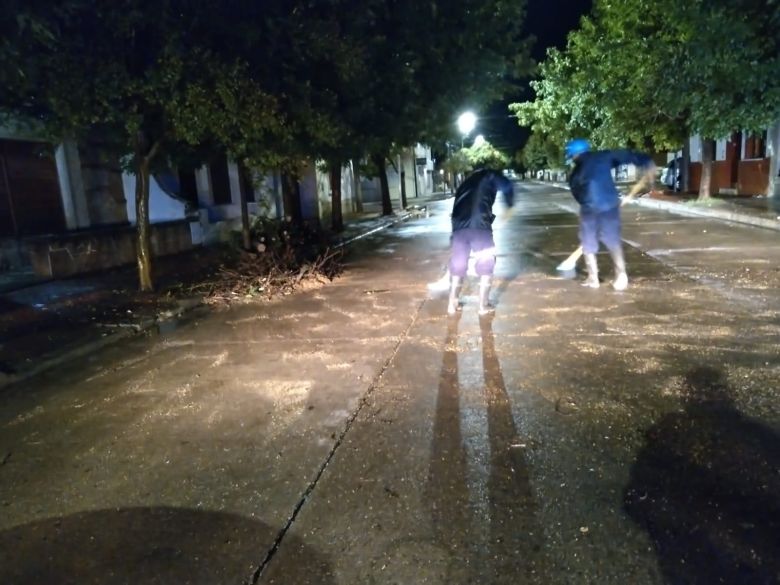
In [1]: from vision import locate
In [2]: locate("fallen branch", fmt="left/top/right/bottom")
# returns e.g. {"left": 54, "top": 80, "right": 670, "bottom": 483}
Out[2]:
{"left": 181, "top": 245, "right": 344, "bottom": 306}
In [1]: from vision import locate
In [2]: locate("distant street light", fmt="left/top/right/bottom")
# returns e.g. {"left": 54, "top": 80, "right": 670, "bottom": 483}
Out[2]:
{"left": 473, "top": 134, "right": 486, "bottom": 147}
{"left": 457, "top": 111, "right": 477, "bottom": 146}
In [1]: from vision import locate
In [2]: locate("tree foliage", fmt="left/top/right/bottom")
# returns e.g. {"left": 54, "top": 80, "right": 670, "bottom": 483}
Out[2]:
{"left": 342, "top": 0, "right": 531, "bottom": 213}
{"left": 441, "top": 150, "right": 472, "bottom": 182}
{"left": 520, "top": 131, "right": 562, "bottom": 171}
{"left": 511, "top": 0, "right": 780, "bottom": 196}
{"left": 2, "top": 0, "right": 286, "bottom": 290}
{"left": 464, "top": 141, "right": 510, "bottom": 171}
{"left": 2, "top": 0, "right": 534, "bottom": 289}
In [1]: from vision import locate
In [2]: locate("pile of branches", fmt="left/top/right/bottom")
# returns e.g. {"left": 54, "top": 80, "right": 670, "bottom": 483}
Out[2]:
{"left": 185, "top": 217, "right": 344, "bottom": 305}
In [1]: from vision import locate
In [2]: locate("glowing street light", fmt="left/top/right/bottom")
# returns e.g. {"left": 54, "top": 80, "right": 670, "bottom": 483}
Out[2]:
{"left": 457, "top": 111, "right": 477, "bottom": 146}
{"left": 473, "top": 134, "right": 486, "bottom": 147}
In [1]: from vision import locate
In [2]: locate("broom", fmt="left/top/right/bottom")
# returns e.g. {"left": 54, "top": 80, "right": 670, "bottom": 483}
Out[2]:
{"left": 556, "top": 169, "right": 655, "bottom": 271}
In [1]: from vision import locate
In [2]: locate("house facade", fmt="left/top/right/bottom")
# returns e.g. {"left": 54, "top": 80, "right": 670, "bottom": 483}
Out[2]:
{"left": 358, "top": 145, "right": 435, "bottom": 209}
{"left": 0, "top": 127, "right": 434, "bottom": 280}
{"left": 684, "top": 121, "right": 780, "bottom": 197}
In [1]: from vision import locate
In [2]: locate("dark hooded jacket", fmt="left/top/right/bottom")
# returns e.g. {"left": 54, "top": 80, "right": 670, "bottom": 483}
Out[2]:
{"left": 451, "top": 169, "right": 514, "bottom": 232}
{"left": 569, "top": 149, "right": 653, "bottom": 213}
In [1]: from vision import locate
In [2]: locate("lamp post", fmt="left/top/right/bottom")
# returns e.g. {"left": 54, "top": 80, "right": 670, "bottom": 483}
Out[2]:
{"left": 457, "top": 111, "right": 477, "bottom": 147}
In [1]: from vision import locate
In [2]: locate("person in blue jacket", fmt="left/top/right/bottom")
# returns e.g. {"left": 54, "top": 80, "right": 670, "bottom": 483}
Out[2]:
{"left": 565, "top": 139, "right": 655, "bottom": 290}
{"left": 447, "top": 167, "right": 514, "bottom": 315}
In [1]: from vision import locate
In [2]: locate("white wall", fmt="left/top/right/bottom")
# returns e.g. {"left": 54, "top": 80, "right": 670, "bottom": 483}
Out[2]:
{"left": 315, "top": 163, "right": 357, "bottom": 219}
{"left": 54, "top": 141, "right": 90, "bottom": 230}
{"left": 298, "top": 161, "right": 319, "bottom": 221}
{"left": 689, "top": 135, "right": 702, "bottom": 163}
{"left": 716, "top": 138, "right": 727, "bottom": 161}
{"left": 123, "top": 173, "right": 187, "bottom": 224}
{"left": 250, "top": 171, "right": 283, "bottom": 219}
{"left": 414, "top": 143, "right": 434, "bottom": 196}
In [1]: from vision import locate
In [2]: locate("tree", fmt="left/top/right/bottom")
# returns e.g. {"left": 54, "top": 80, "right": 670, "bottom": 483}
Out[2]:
{"left": 337, "top": 0, "right": 531, "bottom": 215}
{"left": 464, "top": 140, "right": 510, "bottom": 171}
{"left": 520, "top": 131, "right": 562, "bottom": 172}
{"left": 512, "top": 0, "right": 780, "bottom": 198}
{"left": 441, "top": 150, "right": 471, "bottom": 187}
{"left": 3, "top": 1, "right": 282, "bottom": 291}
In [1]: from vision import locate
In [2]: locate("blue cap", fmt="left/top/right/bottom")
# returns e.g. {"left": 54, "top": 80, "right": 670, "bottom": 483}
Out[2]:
{"left": 565, "top": 138, "right": 590, "bottom": 162}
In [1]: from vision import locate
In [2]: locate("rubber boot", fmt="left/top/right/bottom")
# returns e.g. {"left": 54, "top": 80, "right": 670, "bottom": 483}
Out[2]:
{"left": 609, "top": 246, "right": 628, "bottom": 291}
{"left": 447, "top": 276, "right": 462, "bottom": 315}
{"left": 478, "top": 275, "right": 494, "bottom": 315}
{"left": 582, "top": 253, "right": 600, "bottom": 288}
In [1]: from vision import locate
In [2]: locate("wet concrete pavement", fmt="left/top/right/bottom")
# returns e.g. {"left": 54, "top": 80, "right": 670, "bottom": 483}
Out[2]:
{"left": 1, "top": 182, "right": 778, "bottom": 584}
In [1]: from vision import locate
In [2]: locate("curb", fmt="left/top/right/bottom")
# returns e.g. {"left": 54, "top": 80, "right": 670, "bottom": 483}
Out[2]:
{"left": 334, "top": 209, "right": 415, "bottom": 248}
{"left": 0, "top": 297, "right": 203, "bottom": 391}
{"left": 0, "top": 215, "right": 416, "bottom": 391}
{"left": 535, "top": 180, "right": 780, "bottom": 232}
{"left": 629, "top": 197, "right": 780, "bottom": 232}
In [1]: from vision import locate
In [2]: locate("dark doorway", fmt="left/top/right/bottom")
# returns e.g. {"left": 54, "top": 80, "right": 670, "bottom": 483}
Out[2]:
{"left": 0, "top": 139, "right": 65, "bottom": 237}
{"left": 209, "top": 155, "right": 232, "bottom": 205}
{"left": 177, "top": 168, "right": 199, "bottom": 206}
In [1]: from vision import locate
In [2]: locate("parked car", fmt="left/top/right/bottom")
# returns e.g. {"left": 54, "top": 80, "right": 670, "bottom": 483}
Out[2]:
{"left": 661, "top": 158, "right": 684, "bottom": 191}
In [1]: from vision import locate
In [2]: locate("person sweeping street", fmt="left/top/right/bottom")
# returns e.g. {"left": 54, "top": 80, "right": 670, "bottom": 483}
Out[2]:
{"left": 446, "top": 167, "right": 514, "bottom": 315}
{"left": 565, "top": 139, "right": 655, "bottom": 290}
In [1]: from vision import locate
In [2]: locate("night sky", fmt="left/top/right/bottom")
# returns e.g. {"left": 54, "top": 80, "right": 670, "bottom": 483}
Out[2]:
{"left": 478, "top": 0, "right": 592, "bottom": 155}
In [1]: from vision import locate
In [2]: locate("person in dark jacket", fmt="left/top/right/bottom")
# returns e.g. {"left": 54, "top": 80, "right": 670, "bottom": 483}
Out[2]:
{"left": 565, "top": 139, "right": 655, "bottom": 290}
{"left": 447, "top": 168, "right": 514, "bottom": 315}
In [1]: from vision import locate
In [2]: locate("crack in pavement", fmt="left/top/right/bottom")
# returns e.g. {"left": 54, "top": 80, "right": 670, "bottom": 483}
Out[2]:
{"left": 248, "top": 297, "right": 428, "bottom": 584}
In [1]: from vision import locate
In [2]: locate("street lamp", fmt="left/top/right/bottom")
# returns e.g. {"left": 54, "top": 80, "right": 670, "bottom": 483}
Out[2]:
{"left": 457, "top": 111, "right": 477, "bottom": 146}
{"left": 473, "top": 134, "right": 486, "bottom": 147}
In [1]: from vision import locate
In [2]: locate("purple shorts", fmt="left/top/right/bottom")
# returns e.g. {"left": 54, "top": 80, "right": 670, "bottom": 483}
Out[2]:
{"left": 449, "top": 229, "right": 496, "bottom": 277}
{"left": 579, "top": 207, "right": 622, "bottom": 254}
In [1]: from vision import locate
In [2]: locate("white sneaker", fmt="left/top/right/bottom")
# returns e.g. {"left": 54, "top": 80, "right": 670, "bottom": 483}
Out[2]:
{"left": 613, "top": 272, "right": 628, "bottom": 291}
{"left": 581, "top": 277, "right": 600, "bottom": 289}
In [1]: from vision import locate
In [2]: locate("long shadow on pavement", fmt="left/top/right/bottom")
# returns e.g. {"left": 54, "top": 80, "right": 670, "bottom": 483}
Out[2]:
{"left": 480, "top": 315, "right": 545, "bottom": 583}
{"left": 427, "top": 314, "right": 545, "bottom": 583}
{"left": 427, "top": 313, "right": 473, "bottom": 582}
{"left": 624, "top": 365, "right": 780, "bottom": 584}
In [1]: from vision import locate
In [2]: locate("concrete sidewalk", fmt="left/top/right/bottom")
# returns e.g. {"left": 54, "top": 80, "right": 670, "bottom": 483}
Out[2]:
{"left": 632, "top": 191, "right": 780, "bottom": 231}
{"left": 538, "top": 179, "right": 780, "bottom": 232}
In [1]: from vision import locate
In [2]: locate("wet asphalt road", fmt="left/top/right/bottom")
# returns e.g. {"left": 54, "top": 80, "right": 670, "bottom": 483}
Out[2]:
{"left": 0, "top": 182, "right": 778, "bottom": 584}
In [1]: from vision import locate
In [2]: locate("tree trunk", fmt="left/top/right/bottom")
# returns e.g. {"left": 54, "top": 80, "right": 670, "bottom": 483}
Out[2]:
{"left": 766, "top": 123, "right": 780, "bottom": 197}
{"left": 412, "top": 150, "right": 420, "bottom": 199}
{"left": 698, "top": 138, "right": 715, "bottom": 200}
{"left": 372, "top": 153, "right": 393, "bottom": 216}
{"left": 135, "top": 155, "right": 154, "bottom": 292}
{"left": 682, "top": 139, "right": 691, "bottom": 193}
{"left": 272, "top": 170, "right": 283, "bottom": 219}
{"left": 330, "top": 164, "right": 344, "bottom": 232}
{"left": 281, "top": 172, "right": 302, "bottom": 224}
{"left": 351, "top": 160, "right": 363, "bottom": 213}
{"left": 399, "top": 156, "right": 408, "bottom": 209}
{"left": 239, "top": 178, "right": 251, "bottom": 250}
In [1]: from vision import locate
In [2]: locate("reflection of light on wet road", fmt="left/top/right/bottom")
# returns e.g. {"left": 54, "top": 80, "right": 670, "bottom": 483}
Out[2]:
{"left": 395, "top": 224, "right": 450, "bottom": 236}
